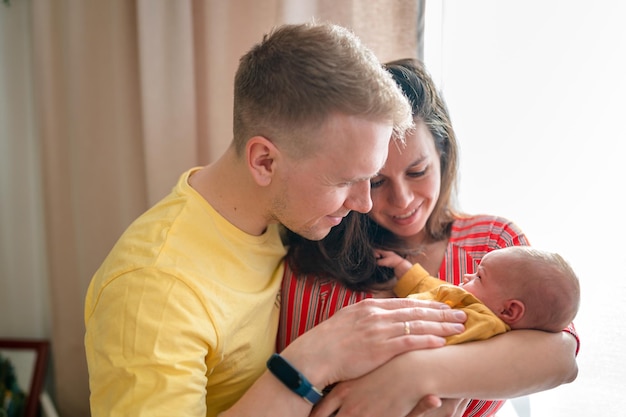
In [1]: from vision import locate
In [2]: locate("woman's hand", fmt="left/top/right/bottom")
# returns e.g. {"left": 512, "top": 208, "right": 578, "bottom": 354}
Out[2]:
{"left": 281, "top": 297, "right": 466, "bottom": 389}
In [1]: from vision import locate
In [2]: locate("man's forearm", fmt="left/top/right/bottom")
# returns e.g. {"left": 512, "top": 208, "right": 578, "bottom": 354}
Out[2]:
{"left": 221, "top": 372, "right": 314, "bottom": 417}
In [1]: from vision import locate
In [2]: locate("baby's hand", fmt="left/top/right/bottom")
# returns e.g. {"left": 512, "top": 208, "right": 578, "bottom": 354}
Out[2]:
{"left": 375, "top": 249, "right": 412, "bottom": 278}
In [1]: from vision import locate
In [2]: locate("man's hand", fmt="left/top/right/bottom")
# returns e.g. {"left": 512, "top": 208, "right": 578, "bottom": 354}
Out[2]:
{"left": 282, "top": 298, "right": 466, "bottom": 389}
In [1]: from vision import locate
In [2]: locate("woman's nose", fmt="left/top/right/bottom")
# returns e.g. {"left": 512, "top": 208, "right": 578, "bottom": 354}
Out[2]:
{"left": 388, "top": 182, "right": 412, "bottom": 208}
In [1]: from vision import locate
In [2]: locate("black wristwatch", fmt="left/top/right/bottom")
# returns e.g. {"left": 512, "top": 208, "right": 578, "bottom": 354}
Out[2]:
{"left": 266, "top": 353, "right": 323, "bottom": 405}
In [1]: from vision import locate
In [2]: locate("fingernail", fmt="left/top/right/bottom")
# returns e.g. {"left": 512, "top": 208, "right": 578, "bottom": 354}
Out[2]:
{"left": 453, "top": 311, "right": 466, "bottom": 320}
{"left": 453, "top": 323, "right": 465, "bottom": 332}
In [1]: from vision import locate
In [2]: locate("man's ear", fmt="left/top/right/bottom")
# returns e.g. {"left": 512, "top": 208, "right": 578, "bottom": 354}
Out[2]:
{"left": 500, "top": 299, "right": 525, "bottom": 325}
{"left": 246, "top": 136, "right": 280, "bottom": 187}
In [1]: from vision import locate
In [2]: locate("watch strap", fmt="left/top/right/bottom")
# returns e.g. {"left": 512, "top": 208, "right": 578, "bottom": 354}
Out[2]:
{"left": 266, "top": 353, "right": 323, "bottom": 405}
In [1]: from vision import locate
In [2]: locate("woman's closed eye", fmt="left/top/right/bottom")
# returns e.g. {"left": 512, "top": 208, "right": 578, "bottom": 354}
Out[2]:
{"left": 370, "top": 167, "right": 428, "bottom": 188}
{"left": 406, "top": 161, "right": 430, "bottom": 178}
{"left": 407, "top": 168, "right": 427, "bottom": 178}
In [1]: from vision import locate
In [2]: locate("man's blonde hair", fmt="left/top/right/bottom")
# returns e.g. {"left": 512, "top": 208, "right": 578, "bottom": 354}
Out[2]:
{"left": 232, "top": 22, "right": 413, "bottom": 157}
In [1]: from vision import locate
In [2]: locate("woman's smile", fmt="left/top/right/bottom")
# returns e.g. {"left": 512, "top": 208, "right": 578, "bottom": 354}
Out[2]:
{"left": 389, "top": 204, "right": 422, "bottom": 226}
{"left": 391, "top": 210, "right": 417, "bottom": 224}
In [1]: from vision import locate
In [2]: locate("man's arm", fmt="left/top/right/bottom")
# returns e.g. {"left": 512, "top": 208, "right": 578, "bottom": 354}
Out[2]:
{"left": 222, "top": 297, "right": 468, "bottom": 416}
{"left": 85, "top": 273, "right": 215, "bottom": 417}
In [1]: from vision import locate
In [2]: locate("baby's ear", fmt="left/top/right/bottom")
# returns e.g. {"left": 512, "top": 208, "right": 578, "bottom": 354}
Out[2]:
{"left": 500, "top": 300, "right": 525, "bottom": 325}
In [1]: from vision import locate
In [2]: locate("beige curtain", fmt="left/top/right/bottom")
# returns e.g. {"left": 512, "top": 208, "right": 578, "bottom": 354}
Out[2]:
{"left": 0, "top": 0, "right": 424, "bottom": 415}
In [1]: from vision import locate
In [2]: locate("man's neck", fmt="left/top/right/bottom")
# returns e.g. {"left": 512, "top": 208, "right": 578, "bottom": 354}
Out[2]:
{"left": 189, "top": 150, "right": 270, "bottom": 236}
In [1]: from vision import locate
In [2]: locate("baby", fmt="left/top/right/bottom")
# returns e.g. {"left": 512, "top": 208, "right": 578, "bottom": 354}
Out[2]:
{"left": 377, "top": 246, "right": 580, "bottom": 344}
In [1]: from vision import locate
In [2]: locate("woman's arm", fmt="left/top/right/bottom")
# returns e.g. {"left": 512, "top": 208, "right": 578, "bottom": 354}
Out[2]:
{"left": 311, "top": 330, "right": 577, "bottom": 417}
{"left": 411, "top": 330, "right": 578, "bottom": 398}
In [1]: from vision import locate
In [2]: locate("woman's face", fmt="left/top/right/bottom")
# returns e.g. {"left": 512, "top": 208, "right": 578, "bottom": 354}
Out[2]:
{"left": 369, "top": 120, "right": 441, "bottom": 241}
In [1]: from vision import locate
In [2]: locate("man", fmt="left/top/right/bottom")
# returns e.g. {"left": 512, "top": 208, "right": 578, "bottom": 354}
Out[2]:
{"left": 85, "top": 22, "right": 465, "bottom": 417}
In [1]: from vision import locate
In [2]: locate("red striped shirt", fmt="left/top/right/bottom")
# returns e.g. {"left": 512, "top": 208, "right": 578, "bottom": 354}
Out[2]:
{"left": 277, "top": 214, "right": 580, "bottom": 417}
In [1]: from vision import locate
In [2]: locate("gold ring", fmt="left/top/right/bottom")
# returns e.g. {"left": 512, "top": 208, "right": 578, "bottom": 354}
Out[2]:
{"left": 404, "top": 321, "right": 410, "bottom": 335}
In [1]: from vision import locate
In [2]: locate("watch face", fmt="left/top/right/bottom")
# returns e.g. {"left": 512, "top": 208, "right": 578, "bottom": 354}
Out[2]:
{"left": 268, "top": 355, "right": 302, "bottom": 389}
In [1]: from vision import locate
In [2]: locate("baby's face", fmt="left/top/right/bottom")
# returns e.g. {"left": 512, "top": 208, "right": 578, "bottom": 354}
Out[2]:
{"left": 462, "top": 250, "right": 510, "bottom": 310}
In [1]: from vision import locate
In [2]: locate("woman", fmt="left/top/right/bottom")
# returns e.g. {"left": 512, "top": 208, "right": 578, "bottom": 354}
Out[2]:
{"left": 280, "top": 58, "right": 579, "bottom": 417}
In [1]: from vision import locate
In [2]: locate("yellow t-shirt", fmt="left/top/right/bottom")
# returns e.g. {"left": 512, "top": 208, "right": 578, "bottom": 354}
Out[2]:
{"left": 394, "top": 264, "right": 510, "bottom": 345}
{"left": 85, "top": 168, "right": 287, "bottom": 417}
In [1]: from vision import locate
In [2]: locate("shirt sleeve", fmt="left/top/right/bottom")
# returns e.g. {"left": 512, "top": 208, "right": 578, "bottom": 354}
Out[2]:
{"left": 393, "top": 263, "right": 438, "bottom": 297}
{"left": 85, "top": 269, "right": 215, "bottom": 417}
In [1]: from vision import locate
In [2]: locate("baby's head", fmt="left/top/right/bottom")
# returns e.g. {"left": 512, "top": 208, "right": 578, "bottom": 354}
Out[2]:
{"left": 463, "top": 246, "right": 580, "bottom": 332}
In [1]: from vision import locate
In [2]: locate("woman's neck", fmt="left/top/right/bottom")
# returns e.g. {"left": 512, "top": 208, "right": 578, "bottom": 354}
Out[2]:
{"left": 404, "top": 237, "right": 449, "bottom": 277}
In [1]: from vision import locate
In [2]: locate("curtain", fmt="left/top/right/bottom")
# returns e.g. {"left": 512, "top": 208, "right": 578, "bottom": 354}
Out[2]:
{"left": 0, "top": 1, "right": 424, "bottom": 415}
